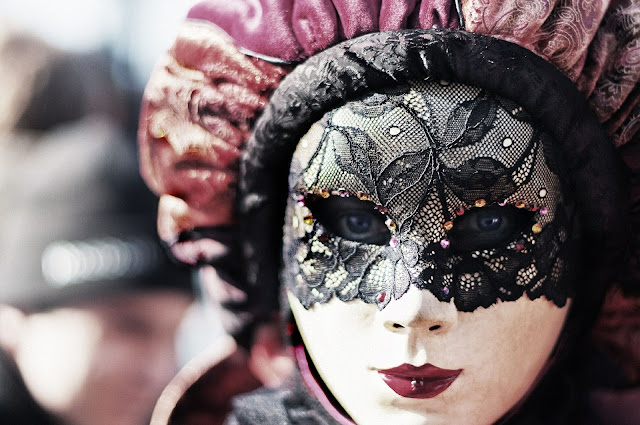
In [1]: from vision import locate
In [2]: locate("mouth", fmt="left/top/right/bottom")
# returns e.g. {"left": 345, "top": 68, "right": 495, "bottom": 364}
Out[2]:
{"left": 378, "top": 363, "right": 462, "bottom": 399}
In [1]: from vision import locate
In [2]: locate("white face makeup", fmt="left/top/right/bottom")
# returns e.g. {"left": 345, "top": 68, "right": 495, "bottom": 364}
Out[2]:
{"left": 283, "top": 81, "right": 575, "bottom": 424}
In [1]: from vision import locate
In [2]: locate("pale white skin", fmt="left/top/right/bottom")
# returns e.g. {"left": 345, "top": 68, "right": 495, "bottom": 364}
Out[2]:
{"left": 0, "top": 290, "right": 191, "bottom": 425}
{"left": 289, "top": 287, "right": 570, "bottom": 425}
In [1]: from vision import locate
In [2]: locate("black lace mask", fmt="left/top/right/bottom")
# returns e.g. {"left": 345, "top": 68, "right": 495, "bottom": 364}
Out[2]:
{"left": 283, "top": 81, "right": 576, "bottom": 312}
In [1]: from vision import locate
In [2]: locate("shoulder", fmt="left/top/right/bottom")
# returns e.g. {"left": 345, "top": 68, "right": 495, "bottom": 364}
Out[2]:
{"left": 226, "top": 374, "right": 340, "bottom": 425}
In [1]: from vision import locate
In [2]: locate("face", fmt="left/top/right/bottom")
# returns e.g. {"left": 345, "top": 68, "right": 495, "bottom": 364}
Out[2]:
{"left": 12, "top": 291, "right": 191, "bottom": 425}
{"left": 284, "top": 81, "right": 575, "bottom": 424}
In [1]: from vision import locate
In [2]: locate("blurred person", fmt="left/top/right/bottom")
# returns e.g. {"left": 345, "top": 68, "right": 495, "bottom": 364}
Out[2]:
{"left": 0, "top": 25, "right": 194, "bottom": 425}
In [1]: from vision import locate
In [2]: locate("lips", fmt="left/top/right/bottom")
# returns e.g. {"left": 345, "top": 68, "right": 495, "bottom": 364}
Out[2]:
{"left": 378, "top": 363, "right": 462, "bottom": 399}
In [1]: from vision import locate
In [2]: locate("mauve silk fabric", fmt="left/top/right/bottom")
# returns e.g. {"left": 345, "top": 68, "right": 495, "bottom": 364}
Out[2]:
{"left": 187, "top": 0, "right": 639, "bottom": 147}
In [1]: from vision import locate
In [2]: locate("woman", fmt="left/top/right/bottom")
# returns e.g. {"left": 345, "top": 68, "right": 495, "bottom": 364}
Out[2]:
{"left": 138, "top": 1, "right": 640, "bottom": 424}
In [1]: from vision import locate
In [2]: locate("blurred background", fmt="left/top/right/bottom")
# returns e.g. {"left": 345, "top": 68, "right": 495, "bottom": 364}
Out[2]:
{"left": 0, "top": 2, "right": 228, "bottom": 425}
{"left": 0, "top": 0, "right": 193, "bottom": 92}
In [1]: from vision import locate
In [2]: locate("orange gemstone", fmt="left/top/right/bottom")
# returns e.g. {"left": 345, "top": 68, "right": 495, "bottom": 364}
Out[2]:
{"left": 515, "top": 200, "right": 527, "bottom": 209}
{"left": 532, "top": 223, "right": 542, "bottom": 234}
{"left": 444, "top": 221, "right": 454, "bottom": 231}
{"left": 475, "top": 199, "right": 486, "bottom": 208}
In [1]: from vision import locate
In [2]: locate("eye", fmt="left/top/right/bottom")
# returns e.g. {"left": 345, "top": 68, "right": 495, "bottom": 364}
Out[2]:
{"left": 305, "top": 196, "right": 391, "bottom": 245}
{"left": 448, "top": 205, "right": 533, "bottom": 252}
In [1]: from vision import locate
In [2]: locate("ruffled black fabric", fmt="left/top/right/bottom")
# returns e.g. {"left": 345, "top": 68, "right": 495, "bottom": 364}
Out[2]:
{"left": 237, "top": 29, "right": 629, "bottom": 424}
{"left": 239, "top": 28, "right": 628, "bottom": 318}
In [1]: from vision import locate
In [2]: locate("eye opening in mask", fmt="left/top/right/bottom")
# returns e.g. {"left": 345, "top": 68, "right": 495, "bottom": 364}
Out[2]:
{"left": 305, "top": 195, "right": 391, "bottom": 245}
{"left": 448, "top": 204, "right": 535, "bottom": 253}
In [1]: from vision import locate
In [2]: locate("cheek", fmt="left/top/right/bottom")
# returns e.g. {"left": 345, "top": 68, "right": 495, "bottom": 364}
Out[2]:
{"left": 444, "top": 298, "right": 570, "bottom": 416}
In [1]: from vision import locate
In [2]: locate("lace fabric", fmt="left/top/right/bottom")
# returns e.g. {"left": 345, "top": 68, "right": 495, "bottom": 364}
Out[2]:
{"left": 283, "top": 81, "right": 576, "bottom": 312}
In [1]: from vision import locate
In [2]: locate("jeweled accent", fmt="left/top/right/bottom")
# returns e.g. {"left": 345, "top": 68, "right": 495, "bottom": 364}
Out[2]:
{"left": 443, "top": 286, "right": 450, "bottom": 295}
{"left": 475, "top": 199, "right": 486, "bottom": 208}
{"left": 440, "top": 238, "right": 450, "bottom": 249}
{"left": 539, "top": 188, "right": 548, "bottom": 198}
{"left": 338, "top": 188, "right": 349, "bottom": 197}
{"left": 303, "top": 215, "right": 314, "bottom": 225}
{"left": 456, "top": 207, "right": 465, "bottom": 216}
{"left": 375, "top": 205, "right": 389, "bottom": 213}
{"left": 516, "top": 240, "right": 526, "bottom": 251}
{"left": 318, "top": 232, "right": 329, "bottom": 242}
{"left": 377, "top": 291, "right": 387, "bottom": 302}
{"left": 532, "top": 223, "right": 542, "bottom": 234}
{"left": 540, "top": 207, "right": 548, "bottom": 216}
{"left": 389, "top": 126, "right": 401, "bottom": 136}
{"left": 502, "top": 137, "right": 513, "bottom": 148}
{"left": 515, "top": 200, "right": 527, "bottom": 208}
{"left": 356, "top": 192, "right": 371, "bottom": 201}
{"left": 390, "top": 237, "right": 399, "bottom": 248}
{"left": 385, "top": 218, "right": 397, "bottom": 231}
{"left": 444, "top": 221, "right": 454, "bottom": 231}
{"left": 319, "top": 189, "right": 330, "bottom": 198}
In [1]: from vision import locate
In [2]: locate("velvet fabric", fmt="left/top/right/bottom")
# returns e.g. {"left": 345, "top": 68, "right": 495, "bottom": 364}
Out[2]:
{"left": 186, "top": 1, "right": 639, "bottom": 147}
{"left": 187, "top": 0, "right": 460, "bottom": 62}
{"left": 239, "top": 29, "right": 628, "bottom": 322}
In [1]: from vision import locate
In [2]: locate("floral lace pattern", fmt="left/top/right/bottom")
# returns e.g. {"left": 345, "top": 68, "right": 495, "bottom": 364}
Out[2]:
{"left": 283, "top": 81, "right": 576, "bottom": 312}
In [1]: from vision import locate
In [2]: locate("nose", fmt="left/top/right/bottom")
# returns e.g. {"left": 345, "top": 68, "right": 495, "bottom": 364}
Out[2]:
{"left": 379, "top": 286, "right": 458, "bottom": 334}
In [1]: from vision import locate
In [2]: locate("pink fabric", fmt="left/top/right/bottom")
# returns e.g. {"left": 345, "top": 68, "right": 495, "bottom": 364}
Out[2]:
{"left": 187, "top": 0, "right": 639, "bottom": 146}
{"left": 138, "top": 22, "right": 288, "bottom": 246}
{"left": 463, "top": 0, "right": 640, "bottom": 147}
{"left": 187, "top": 0, "right": 460, "bottom": 61}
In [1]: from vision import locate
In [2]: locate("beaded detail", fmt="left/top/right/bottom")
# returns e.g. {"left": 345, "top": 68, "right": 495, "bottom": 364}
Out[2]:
{"left": 283, "top": 81, "right": 575, "bottom": 311}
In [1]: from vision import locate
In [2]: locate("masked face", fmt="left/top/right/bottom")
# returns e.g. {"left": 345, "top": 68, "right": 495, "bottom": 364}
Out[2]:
{"left": 284, "top": 81, "right": 575, "bottom": 424}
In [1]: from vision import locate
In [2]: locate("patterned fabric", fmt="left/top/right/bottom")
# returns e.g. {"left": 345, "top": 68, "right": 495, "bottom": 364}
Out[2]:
{"left": 186, "top": 0, "right": 640, "bottom": 146}
{"left": 284, "top": 81, "right": 575, "bottom": 311}
{"left": 464, "top": 0, "right": 640, "bottom": 147}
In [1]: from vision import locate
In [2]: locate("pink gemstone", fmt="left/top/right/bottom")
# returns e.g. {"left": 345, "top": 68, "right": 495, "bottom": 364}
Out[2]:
{"left": 443, "top": 287, "right": 450, "bottom": 295}
{"left": 389, "top": 237, "right": 399, "bottom": 248}
{"left": 516, "top": 240, "right": 525, "bottom": 251}
{"left": 376, "top": 205, "right": 389, "bottom": 213}
{"left": 377, "top": 291, "right": 387, "bottom": 302}
{"left": 540, "top": 207, "right": 548, "bottom": 216}
{"left": 440, "top": 238, "right": 450, "bottom": 249}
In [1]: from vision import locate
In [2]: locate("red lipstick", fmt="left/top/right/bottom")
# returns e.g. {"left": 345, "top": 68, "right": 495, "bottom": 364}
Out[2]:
{"left": 378, "top": 364, "right": 462, "bottom": 399}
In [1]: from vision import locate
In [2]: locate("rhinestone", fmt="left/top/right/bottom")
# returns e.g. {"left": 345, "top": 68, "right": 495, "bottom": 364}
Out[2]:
{"left": 532, "top": 223, "right": 542, "bottom": 234}
{"left": 539, "top": 207, "right": 548, "bottom": 216}
{"left": 475, "top": 199, "right": 486, "bottom": 208}
{"left": 389, "top": 126, "right": 401, "bottom": 136}
{"left": 357, "top": 192, "right": 371, "bottom": 201}
{"left": 377, "top": 291, "right": 387, "bottom": 302}
{"left": 516, "top": 240, "right": 526, "bottom": 251}
{"left": 456, "top": 207, "right": 465, "bottom": 216}
{"left": 319, "top": 189, "right": 330, "bottom": 198}
{"left": 338, "top": 189, "right": 349, "bottom": 197}
{"left": 390, "top": 237, "right": 399, "bottom": 248}
{"left": 539, "top": 188, "right": 548, "bottom": 198}
{"left": 375, "top": 205, "right": 389, "bottom": 214}
{"left": 303, "top": 215, "right": 314, "bottom": 225}
{"left": 502, "top": 137, "right": 513, "bottom": 148}
{"left": 440, "top": 238, "right": 450, "bottom": 249}
{"left": 385, "top": 219, "right": 397, "bottom": 231}
{"left": 515, "top": 200, "right": 527, "bottom": 209}
{"left": 443, "top": 287, "right": 450, "bottom": 295}
{"left": 444, "top": 221, "right": 454, "bottom": 231}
